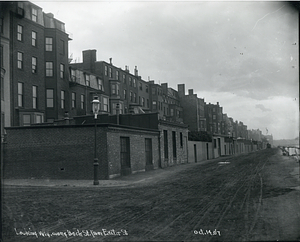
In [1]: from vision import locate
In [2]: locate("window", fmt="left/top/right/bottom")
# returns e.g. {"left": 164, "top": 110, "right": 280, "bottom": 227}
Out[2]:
{"left": 152, "top": 87, "right": 156, "bottom": 95}
{"left": 32, "top": 86, "right": 37, "bottom": 109}
{"left": 116, "top": 71, "right": 119, "bottom": 80}
{"left": 139, "top": 96, "right": 141, "bottom": 105}
{"left": 214, "top": 139, "right": 217, "bottom": 148}
{"left": 146, "top": 85, "right": 148, "bottom": 93}
{"left": 35, "top": 114, "right": 42, "bottom": 124}
{"left": 123, "top": 74, "right": 126, "bottom": 83}
{"left": 17, "top": 52, "right": 23, "bottom": 69}
{"left": 134, "top": 93, "right": 136, "bottom": 103}
{"left": 46, "top": 62, "right": 53, "bottom": 76}
{"left": 32, "top": 57, "right": 37, "bottom": 73}
{"left": 32, "top": 8, "right": 37, "bottom": 22}
{"left": 61, "top": 91, "right": 65, "bottom": 109}
{"left": 213, "top": 115, "right": 216, "bottom": 120}
{"left": 46, "top": 89, "right": 54, "bottom": 108}
{"left": 103, "top": 97, "right": 108, "bottom": 112}
{"left": 17, "top": 25, "right": 23, "bottom": 41}
{"left": 60, "top": 40, "right": 65, "bottom": 55}
{"left": 105, "top": 66, "right": 108, "bottom": 76}
{"left": 133, "top": 79, "right": 136, "bottom": 87}
{"left": 18, "top": 82, "right": 23, "bottom": 107}
{"left": 97, "top": 78, "right": 103, "bottom": 91}
{"left": 71, "top": 92, "right": 76, "bottom": 108}
{"left": 32, "top": 31, "right": 37, "bottom": 46}
{"left": 85, "top": 73, "right": 89, "bottom": 86}
{"left": 71, "top": 69, "right": 76, "bottom": 81}
{"left": 60, "top": 64, "right": 65, "bottom": 79}
{"left": 129, "top": 77, "right": 132, "bottom": 86}
{"left": 109, "top": 67, "right": 112, "bottom": 78}
{"left": 23, "top": 114, "right": 31, "bottom": 126}
{"left": 45, "top": 37, "right": 52, "bottom": 51}
{"left": 111, "top": 84, "right": 116, "bottom": 95}
{"left": 170, "top": 108, "right": 174, "bottom": 116}
{"left": 124, "top": 89, "right": 127, "bottom": 100}
{"left": 152, "top": 101, "right": 157, "bottom": 110}
{"left": 142, "top": 97, "right": 145, "bottom": 107}
{"left": 139, "top": 82, "right": 142, "bottom": 90}
{"left": 111, "top": 83, "right": 119, "bottom": 95}
{"left": 80, "top": 94, "right": 85, "bottom": 109}
{"left": 130, "top": 92, "right": 133, "bottom": 102}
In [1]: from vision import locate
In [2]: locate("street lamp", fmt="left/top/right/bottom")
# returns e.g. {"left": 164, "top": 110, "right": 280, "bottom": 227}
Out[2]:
{"left": 92, "top": 96, "right": 100, "bottom": 185}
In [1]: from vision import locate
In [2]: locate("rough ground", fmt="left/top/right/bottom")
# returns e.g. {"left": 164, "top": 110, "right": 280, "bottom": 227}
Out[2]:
{"left": 2, "top": 148, "right": 300, "bottom": 241}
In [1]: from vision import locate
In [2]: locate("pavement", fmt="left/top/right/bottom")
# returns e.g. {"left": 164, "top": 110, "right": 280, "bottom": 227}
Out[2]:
{"left": 3, "top": 158, "right": 216, "bottom": 188}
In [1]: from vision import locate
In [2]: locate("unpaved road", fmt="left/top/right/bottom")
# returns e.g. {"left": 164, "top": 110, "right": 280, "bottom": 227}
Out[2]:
{"left": 3, "top": 148, "right": 300, "bottom": 241}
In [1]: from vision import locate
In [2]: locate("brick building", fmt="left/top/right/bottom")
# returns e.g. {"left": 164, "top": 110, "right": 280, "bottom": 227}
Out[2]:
{"left": 177, "top": 84, "right": 206, "bottom": 132}
{"left": 0, "top": 1, "right": 71, "bottom": 129}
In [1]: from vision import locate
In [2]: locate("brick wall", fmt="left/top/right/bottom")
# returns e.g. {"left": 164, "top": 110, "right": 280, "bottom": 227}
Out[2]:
{"left": 3, "top": 125, "right": 108, "bottom": 179}
{"left": 3, "top": 124, "right": 161, "bottom": 180}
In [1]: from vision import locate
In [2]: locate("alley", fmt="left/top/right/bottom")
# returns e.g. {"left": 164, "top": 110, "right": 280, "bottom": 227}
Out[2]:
{"left": 3, "top": 148, "right": 300, "bottom": 241}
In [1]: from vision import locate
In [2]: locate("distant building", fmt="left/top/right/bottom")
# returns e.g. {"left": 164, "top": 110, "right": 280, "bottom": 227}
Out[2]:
{"left": 204, "top": 102, "right": 223, "bottom": 136}
{"left": 177, "top": 84, "right": 206, "bottom": 132}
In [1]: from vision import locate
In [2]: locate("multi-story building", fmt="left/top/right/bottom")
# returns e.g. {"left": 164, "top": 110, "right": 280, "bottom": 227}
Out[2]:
{"left": 204, "top": 102, "right": 223, "bottom": 135}
{"left": 70, "top": 49, "right": 183, "bottom": 123}
{"left": 70, "top": 50, "right": 144, "bottom": 115}
{"left": 161, "top": 83, "right": 183, "bottom": 123}
{"left": 237, "top": 121, "right": 248, "bottom": 139}
{"left": 177, "top": 84, "right": 206, "bottom": 132}
{"left": 0, "top": 2, "right": 11, "bottom": 138}
{"left": 68, "top": 67, "right": 108, "bottom": 117}
{"left": 0, "top": 1, "right": 71, "bottom": 128}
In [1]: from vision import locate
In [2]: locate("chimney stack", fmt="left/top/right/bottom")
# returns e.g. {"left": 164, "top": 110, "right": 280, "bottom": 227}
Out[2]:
{"left": 109, "top": 58, "right": 112, "bottom": 65}
{"left": 188, "top": 89, "right": 194, "bottom": 95}
{"left": 134, "top": 66, "right": 138, "bottom": 76}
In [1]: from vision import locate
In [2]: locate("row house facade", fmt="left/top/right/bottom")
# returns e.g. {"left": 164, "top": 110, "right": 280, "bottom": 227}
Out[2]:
{"left": 69, "top": 49, "right": 183, "bottom": 122}
{"left": 0, "top": 1, "right": 71, "bottom": 132}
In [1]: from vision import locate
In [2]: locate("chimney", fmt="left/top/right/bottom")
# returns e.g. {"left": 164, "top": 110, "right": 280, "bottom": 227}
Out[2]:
{"left": 125, "top": 65, "right": 129, "bottom": 73}
{"left": 134, "top": 66, "right": 138, "bottom": 76}
{"left": 82, "top": 49, "right": 96, "bottom": 72}
{"left": 178, "top": 84, "right": 185, "bottom": 97}
{"left": 109, "top": 58, "right": 112, "bottom": 65}
{"left": 188, "top": 89, "right": 194, "bottom": 95}
{"left": 161, "top": 83, "right": 168, "bottom": 93}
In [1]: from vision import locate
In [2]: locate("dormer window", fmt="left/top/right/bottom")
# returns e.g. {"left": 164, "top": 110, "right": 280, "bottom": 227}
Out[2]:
{"left": 32, "top": 8, "right": 37, "bottom": 22}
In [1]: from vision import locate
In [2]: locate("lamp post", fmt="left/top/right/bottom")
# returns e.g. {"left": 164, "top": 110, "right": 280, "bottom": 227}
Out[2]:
{"left": 92, "top": 96, "right": 100, "bottom": 185}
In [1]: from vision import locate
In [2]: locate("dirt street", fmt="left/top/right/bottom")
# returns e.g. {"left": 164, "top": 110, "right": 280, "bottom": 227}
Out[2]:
{"left": 2, "top": 148, "right": 300, "bottom": 241}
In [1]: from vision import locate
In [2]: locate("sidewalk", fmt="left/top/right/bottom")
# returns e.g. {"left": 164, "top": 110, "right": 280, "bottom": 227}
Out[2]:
{"left": 3, "top": 159, "right": 216, "bottom": 188}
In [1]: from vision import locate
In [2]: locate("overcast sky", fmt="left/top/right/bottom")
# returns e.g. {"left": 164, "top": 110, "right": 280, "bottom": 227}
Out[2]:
{"left": 34, "top": 0, "right": 299, "bottom": 140}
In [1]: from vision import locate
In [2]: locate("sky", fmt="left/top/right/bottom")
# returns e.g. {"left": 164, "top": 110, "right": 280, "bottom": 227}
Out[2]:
{"left": 34, "top": 0, "right": 299, "bottom": 140}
